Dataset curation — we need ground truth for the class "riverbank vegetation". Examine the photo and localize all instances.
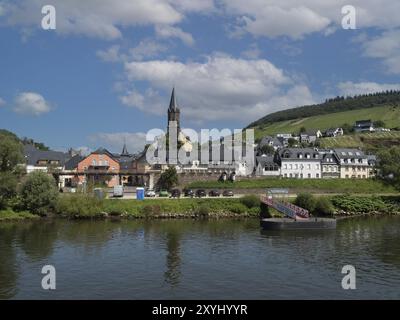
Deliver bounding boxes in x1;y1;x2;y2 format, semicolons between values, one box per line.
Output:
53;194;262;219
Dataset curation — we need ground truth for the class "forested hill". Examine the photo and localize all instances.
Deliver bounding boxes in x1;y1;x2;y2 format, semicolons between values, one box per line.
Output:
247;90;400;128
0;129;49;151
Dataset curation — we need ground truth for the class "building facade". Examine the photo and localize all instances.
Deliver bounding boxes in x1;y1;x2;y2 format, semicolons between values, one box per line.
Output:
334;148;374;179
279;148;321;179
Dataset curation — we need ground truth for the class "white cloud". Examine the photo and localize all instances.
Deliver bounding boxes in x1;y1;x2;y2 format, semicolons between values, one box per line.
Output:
13;92;52;116
221;0;400;39
2;0;183;40
155;25;194;46
361;29;400;74
130;39;168;61
96;45;121;62
241;43;261;59
338;81;400;96
89;132;147;153
120;54;315;123
0;97;5;106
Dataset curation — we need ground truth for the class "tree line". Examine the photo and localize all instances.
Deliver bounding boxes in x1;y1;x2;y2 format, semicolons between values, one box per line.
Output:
247;90;400;128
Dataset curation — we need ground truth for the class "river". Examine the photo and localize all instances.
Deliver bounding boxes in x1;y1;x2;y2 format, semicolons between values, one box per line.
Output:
0;216;399;299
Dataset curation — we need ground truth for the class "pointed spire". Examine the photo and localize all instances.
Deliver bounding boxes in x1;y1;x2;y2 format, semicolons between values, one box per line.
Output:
121;138;129;156
168;87;178;111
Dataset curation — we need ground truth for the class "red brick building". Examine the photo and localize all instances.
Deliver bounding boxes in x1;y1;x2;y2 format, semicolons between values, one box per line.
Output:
77;148;120;187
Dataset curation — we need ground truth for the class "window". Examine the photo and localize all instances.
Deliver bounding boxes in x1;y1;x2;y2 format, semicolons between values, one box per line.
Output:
307;164;311;169
307;173;311;178
345;174;349;178
316;173;319;178
92;159;96;165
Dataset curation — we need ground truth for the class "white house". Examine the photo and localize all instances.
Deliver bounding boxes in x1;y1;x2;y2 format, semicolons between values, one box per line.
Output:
278;148;322;178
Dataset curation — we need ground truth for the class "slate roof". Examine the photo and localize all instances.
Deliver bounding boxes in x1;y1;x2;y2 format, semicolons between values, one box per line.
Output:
64;154;84;170
23;144;69;166
279;148;321;160
333;148;366;159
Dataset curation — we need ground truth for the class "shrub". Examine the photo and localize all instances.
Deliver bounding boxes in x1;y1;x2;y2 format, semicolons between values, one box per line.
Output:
194;204;210;217
20;171;58;215
240;194;260;208
331;195;394;213
295;193;316;212
314;197;334;216
225;202;248;214
55;193;104;218
141;204;162;218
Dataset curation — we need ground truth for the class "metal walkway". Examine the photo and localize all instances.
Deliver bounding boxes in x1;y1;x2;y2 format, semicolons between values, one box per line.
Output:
260;195;309;219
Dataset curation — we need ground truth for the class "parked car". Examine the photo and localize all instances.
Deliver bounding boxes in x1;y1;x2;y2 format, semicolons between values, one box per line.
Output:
196;189;207;198
208;190;220;197
183;189;194;198
223;190;234;197
159;190;169;197
145;189;156;197
170;189;181;198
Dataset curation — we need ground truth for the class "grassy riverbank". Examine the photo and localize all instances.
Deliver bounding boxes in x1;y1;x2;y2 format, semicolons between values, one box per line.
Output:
55;195;261;219
186;178;396;194
1;193;399;221
0;209;39;221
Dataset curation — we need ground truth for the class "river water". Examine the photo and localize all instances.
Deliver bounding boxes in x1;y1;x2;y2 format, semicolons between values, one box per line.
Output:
0;216;399;299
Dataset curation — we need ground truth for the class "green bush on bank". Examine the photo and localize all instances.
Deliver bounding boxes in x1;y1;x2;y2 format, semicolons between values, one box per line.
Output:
240;194;261;208
314;197;335;216
55;193;105;218
331;194;399;214
20;171;59;216
0;209;38;221
294;193;317;212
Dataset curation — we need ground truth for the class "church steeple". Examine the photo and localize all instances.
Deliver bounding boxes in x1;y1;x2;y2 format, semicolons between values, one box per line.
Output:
168;87;179;111
121;139;129;156
167;87;180;131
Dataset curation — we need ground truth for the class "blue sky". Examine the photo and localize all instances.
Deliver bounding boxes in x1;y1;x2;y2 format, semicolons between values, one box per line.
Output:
0;0;399;153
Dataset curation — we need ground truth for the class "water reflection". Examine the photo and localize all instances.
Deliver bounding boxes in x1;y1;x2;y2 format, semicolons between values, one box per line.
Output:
0;216;400;299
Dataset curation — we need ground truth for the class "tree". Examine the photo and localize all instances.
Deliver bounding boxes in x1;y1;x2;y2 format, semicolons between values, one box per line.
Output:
341;123;353;134
287;138;297;147
0;133;24;209
314;197;334;216
0;134;23;172
0;172;18;209
259;144;274;155
377;146;400;190
20;171;59;215
374;120;386;128
299;126;307;133
158;166;178;191
294;193;316;212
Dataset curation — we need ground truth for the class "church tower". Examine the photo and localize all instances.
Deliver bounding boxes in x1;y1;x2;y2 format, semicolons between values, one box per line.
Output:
167;87;180;133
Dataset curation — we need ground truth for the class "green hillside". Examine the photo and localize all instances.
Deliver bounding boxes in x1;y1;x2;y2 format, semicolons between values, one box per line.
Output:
251;105;400;140
248;90;400;128
320;131;400;151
